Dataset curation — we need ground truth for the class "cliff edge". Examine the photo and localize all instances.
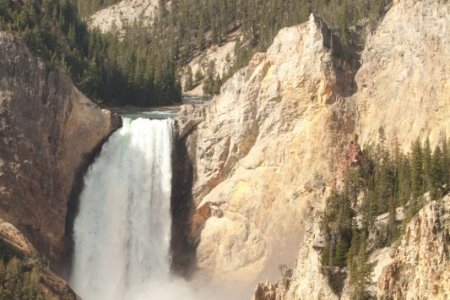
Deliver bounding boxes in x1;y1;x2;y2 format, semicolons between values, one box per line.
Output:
0;32;121;269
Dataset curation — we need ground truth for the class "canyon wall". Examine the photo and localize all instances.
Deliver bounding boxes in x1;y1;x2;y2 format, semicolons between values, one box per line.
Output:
89;0;159;36
175;0;449;297
378;197;450;299
255;195;450;300
0;218;77;299
355;0;450;150
182;39;237;97
0;32;121;268
285;0;449;298
176;14;356;288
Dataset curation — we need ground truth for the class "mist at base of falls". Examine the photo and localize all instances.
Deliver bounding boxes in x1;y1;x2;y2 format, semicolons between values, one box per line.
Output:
70;117;253;300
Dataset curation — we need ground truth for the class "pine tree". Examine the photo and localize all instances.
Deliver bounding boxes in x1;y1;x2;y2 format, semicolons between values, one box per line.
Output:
430;145;443;199
386;195;397;245
349;235;373;300
184;66;194;91
203;59;217;95
442;137;450;188
212;74;222;94
347;228;360;275
195;68;204;84
3;258;20;299
409;139;423;218
397;156;411;206
423;137;432;194
335;239;349;267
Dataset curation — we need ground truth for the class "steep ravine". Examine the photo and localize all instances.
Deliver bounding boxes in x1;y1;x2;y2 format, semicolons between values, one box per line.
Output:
174;0;449;297
0;31;121;278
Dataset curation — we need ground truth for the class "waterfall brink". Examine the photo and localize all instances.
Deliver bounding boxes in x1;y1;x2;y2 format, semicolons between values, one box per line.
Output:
71;118;174;300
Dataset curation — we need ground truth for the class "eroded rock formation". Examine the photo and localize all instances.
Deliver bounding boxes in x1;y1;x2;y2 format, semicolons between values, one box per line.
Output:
378;197;450;300
355;0;450;149
0;219;77;299
176;14;356;286
0;32;121;269
174;0;449;297
89;0;159;36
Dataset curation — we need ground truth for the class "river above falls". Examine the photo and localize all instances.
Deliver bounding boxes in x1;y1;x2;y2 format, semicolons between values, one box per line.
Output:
109;96;209;119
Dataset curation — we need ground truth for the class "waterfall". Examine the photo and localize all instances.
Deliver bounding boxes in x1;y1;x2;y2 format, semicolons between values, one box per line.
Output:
71;118;175;300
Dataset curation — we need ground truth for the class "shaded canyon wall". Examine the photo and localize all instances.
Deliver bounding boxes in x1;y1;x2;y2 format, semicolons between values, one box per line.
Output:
0;32;121;271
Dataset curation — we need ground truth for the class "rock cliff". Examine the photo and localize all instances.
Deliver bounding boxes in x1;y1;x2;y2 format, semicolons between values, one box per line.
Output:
176;14;355;287
182;39;237;97
355;0;450;150
88;0;159;36
0;32;121;269
378;197;450;300
255;195;450;300
266;0;449;298
259;0;449;298
0;219;77;299
175;0;449;297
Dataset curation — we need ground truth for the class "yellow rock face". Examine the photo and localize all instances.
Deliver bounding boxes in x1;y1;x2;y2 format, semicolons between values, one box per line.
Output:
354;0;450;150
177;0;449;297
178;15;350;287
378;197;450;300
88;0;159;36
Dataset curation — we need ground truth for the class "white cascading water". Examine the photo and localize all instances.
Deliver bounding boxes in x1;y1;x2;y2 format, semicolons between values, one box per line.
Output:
71;117;176;300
